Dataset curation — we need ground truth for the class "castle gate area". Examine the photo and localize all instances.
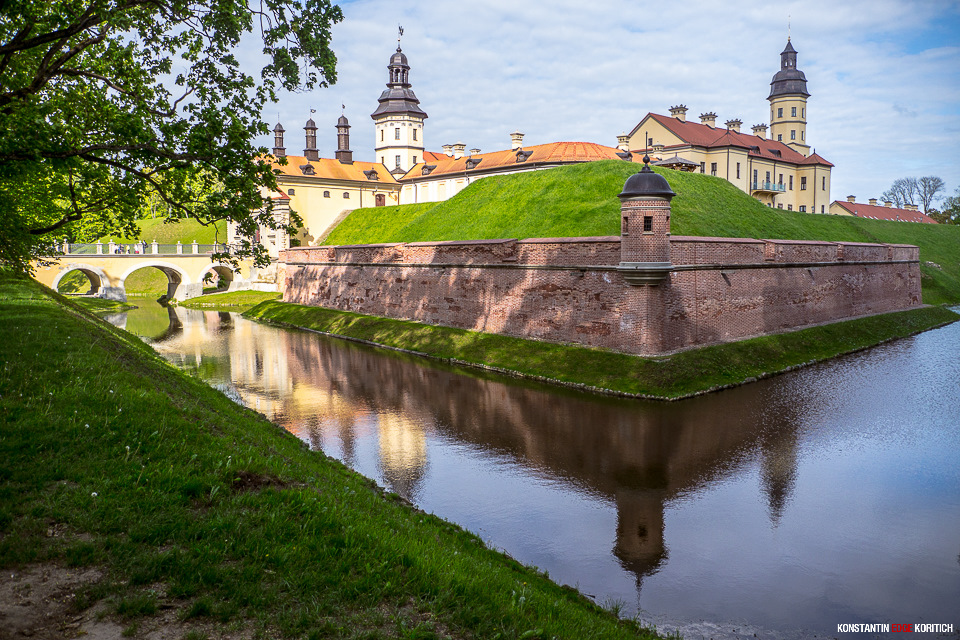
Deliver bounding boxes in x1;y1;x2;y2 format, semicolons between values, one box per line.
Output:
32;242;259;302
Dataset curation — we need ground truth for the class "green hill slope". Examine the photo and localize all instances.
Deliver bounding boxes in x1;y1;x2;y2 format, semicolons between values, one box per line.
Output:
100;217;228;244
322;160;960;304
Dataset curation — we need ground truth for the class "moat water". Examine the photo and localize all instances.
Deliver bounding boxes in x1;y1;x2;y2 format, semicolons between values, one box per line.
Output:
109;303;960;639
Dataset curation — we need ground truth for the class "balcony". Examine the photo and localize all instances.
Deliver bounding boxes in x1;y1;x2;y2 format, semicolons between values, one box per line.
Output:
751;181;786;195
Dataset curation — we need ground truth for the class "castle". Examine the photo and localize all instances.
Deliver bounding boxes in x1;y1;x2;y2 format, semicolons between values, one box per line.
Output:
238;37;839;256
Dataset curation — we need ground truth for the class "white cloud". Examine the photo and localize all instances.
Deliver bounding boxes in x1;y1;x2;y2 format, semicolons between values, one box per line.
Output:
258;0;960;204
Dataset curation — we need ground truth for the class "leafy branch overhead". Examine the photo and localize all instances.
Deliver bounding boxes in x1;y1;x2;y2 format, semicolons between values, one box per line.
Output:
0;0;343;271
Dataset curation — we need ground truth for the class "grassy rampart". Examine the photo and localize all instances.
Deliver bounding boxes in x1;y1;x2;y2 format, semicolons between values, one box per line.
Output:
322;160;960;304
0;272;668;639
245;300;958;400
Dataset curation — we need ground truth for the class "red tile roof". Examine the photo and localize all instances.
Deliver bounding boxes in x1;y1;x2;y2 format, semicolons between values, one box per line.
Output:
642;113;833;167
832;200;937;224
401;141;629;180
271;155;398;184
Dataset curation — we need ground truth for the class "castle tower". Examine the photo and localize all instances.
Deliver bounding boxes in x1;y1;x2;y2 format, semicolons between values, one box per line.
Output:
303;116;318;161
335;114;353;164
371;41;427;175
768;38;811;156
272;122;286;157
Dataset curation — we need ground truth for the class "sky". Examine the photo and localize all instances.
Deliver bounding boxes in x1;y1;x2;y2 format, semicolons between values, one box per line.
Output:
250;0;960;207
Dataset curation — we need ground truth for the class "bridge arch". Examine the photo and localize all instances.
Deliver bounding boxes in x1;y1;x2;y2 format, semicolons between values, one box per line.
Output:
52;264;111;296
119;261;196;301
198;263;237;292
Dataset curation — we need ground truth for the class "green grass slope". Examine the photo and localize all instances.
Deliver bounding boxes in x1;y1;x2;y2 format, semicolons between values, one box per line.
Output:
323;160;960;304
100;217;228;245
0;272;667;639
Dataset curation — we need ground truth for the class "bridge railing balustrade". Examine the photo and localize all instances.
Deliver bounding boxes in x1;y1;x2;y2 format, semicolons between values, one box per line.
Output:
53;242;232;256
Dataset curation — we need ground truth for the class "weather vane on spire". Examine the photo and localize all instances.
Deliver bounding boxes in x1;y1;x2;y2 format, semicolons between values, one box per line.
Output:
398;24;403;47
788;15;791;40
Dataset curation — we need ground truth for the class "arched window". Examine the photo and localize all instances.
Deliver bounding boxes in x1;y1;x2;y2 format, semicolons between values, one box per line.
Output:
343;192;350;199
323;191;330;198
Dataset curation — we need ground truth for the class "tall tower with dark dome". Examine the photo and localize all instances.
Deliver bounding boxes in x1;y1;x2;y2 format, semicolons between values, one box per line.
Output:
371;40;427;175
768;38;811;157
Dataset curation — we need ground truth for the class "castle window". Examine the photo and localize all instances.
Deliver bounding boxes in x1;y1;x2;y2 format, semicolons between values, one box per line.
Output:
799;205;807;212
395;128;400;140
800;177;807;190
791;130;796;140
821;205;825;213
700;162;705;174
395;155;401;168
802;108;805;118
736;162;740;179
381;130;384;142
778;108;783;118
343;192;350;199
778;134;783;142
648;137;654;148
822;177;826;190
753;169;758;184
788;204;793;211
779;173;783;187
801;131;804;141
413;155;417;165
643;216;653;232
323;190;330;198
789;176;794;190
710;162;717;176
287;188;295;195
413;129;417;141
792;107;797;117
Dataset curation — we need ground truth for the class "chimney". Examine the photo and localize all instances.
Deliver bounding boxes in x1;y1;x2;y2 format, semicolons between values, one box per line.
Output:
700;112;717;127
510;131;525;150
725;118;742;133
751;123;768;138
616;133;630;152
884;201;893;208
669;104;688;122
335;115;352;164
303;117;318;161
846;195;856;203
469;148;481;157
652;143;664;160
869;198;878;206
272;123;286;158
453;142;466;159
442;144;453;157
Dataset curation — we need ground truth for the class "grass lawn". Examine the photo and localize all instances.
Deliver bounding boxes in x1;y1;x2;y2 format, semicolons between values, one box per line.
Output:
0;272;668;639
246;300;958;400
323;160;960;305
178;290;281;311
99;217;228;245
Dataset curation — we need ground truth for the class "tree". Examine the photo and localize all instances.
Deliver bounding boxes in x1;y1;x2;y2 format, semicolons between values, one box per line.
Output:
0;0;343;273
881;177;918;208
916;176;945;213
930;186;960;225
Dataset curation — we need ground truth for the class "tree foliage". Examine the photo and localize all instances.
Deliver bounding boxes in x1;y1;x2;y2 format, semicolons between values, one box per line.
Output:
881;176;945;213
0;0;343;272
929;186;960;225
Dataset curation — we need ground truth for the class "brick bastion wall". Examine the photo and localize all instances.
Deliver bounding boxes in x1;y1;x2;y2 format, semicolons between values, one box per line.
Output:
278;234;922;356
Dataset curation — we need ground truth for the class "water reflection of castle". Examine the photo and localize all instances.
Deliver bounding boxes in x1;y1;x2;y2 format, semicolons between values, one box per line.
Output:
144;307;800;584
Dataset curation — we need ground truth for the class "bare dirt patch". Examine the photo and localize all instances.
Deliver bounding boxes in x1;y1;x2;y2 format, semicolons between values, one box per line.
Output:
0;563;252;640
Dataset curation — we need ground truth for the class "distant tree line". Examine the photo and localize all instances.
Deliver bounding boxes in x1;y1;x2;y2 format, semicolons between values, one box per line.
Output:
880;176;958;224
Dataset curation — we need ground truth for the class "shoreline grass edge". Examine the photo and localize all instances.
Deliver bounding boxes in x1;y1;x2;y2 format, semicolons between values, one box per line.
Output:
244;300;960;401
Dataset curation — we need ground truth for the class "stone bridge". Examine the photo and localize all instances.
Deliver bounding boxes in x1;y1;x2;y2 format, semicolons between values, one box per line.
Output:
32;241;262;302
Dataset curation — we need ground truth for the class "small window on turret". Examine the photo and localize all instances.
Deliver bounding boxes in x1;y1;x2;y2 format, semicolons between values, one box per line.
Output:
792;107;797;117
778;108;783;118
643;216;653;232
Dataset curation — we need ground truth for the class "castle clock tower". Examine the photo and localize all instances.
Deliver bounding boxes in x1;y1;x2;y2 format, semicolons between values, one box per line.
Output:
768;38;811;157
371;35;427;175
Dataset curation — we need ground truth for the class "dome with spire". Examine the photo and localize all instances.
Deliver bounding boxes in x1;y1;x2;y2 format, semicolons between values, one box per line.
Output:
768;38;810;99
371;45;427;120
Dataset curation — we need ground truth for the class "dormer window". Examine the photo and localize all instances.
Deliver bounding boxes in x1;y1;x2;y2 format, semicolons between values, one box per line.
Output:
516;150;533;162
465;158;482;170
299;164;315;175
363;169;380;181
421;164;436;176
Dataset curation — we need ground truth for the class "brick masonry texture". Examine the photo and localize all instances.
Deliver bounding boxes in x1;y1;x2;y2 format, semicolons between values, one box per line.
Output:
280;235;922;356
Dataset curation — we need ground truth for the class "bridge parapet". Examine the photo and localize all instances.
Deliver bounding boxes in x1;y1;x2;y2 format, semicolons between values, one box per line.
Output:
55;241;233;256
